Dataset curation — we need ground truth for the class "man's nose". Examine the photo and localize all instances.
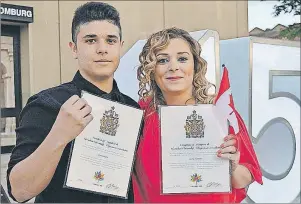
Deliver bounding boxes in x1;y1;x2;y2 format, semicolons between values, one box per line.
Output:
96;40;108;54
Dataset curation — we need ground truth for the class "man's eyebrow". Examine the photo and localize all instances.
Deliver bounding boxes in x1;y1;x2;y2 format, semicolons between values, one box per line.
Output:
107;35;119;39
82;34;97;39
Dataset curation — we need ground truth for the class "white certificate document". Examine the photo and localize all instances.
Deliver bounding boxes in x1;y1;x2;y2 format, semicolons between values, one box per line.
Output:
159;105;231;194
64;91;143;198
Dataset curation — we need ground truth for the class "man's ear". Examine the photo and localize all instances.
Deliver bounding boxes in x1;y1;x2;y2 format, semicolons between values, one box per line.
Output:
120;40;124;48
69;41;78;59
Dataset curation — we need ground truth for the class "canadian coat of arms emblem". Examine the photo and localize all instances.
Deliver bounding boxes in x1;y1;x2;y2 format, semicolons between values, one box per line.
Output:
99;106;119;136
184;110;205;138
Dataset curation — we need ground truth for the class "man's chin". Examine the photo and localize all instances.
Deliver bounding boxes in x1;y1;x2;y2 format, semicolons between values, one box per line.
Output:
94;74;113;81
93;70;115;79
79;69;116;82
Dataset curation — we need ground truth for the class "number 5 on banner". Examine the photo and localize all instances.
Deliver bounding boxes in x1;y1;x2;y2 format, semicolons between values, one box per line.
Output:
247;42;300;203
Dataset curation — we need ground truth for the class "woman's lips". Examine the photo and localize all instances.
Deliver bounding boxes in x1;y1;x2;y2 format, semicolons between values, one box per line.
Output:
166;76;183;81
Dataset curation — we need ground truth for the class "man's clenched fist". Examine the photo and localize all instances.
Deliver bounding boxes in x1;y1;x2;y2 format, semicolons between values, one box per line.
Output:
50;95;93;145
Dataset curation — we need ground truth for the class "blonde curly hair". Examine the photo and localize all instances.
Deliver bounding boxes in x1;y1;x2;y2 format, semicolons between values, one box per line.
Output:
137;27;216;111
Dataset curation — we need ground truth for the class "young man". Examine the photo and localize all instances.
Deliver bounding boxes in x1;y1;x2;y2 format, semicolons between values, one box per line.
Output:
6;2;139;203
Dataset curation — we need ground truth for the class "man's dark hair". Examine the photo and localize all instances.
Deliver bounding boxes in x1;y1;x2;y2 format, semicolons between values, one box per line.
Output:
71;2;122;43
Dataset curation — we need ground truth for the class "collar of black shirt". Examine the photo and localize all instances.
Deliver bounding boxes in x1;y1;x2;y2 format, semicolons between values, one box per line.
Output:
72;71;122;101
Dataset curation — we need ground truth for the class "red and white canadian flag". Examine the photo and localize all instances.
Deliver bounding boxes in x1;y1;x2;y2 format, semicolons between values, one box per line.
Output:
214;65;263;186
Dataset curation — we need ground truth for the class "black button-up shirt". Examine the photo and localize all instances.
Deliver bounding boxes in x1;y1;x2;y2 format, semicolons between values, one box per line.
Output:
7;71;140;203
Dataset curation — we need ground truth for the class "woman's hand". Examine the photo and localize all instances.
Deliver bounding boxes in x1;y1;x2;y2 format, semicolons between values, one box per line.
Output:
217;134;240;172
217;134;254;188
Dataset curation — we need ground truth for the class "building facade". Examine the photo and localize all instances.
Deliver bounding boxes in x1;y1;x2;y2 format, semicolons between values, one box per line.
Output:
1;0;249;149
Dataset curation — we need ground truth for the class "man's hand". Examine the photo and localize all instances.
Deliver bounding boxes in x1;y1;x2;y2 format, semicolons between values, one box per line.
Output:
50;95;93;145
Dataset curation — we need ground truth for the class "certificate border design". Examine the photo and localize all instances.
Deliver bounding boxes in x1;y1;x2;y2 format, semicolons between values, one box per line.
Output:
62;90;144;200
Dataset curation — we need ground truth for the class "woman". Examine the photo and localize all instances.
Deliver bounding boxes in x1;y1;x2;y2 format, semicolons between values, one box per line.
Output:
132;27;262;203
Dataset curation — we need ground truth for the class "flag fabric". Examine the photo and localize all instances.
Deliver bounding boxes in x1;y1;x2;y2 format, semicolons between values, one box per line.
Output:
214;65;263;186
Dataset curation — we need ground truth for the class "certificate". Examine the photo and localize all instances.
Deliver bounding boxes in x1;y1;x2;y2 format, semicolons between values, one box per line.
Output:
159;105;231;194
64;91;144;198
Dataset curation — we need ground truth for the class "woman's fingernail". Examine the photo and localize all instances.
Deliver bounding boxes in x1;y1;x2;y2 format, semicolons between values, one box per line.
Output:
220;144;224;148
